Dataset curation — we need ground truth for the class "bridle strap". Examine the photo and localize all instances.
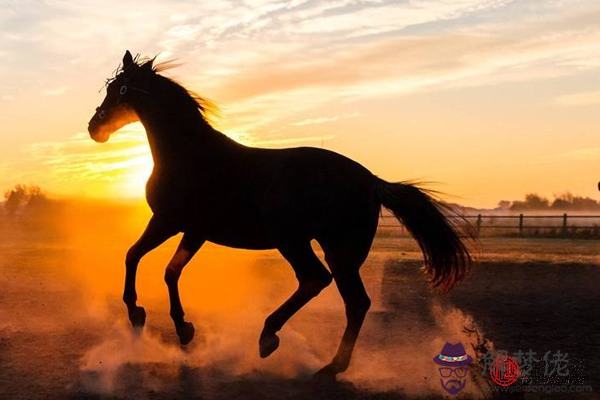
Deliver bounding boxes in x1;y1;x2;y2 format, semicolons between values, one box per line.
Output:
96;84;149;119
120;84;150;95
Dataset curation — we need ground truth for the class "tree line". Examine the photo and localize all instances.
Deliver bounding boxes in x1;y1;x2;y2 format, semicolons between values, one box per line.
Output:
497;193;600;211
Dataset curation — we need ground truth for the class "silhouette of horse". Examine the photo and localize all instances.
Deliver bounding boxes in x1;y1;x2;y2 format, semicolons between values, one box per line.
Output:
88;51;473;379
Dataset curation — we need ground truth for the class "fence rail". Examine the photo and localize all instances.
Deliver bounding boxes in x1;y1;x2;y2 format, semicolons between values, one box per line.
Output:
378;214;600;236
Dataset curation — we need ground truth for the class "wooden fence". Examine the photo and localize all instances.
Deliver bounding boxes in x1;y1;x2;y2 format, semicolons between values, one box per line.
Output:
378;214;600;236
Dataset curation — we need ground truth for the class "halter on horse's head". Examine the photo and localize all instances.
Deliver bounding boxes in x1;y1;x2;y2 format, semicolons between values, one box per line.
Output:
88;51;152;142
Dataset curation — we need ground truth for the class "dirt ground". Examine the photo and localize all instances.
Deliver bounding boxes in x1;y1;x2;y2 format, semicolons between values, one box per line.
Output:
0;222;598;399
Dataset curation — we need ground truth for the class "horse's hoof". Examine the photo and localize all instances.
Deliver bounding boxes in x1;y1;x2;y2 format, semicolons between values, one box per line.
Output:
259;333;279;358
128;306;146;328
177;322;195;345
313;365;339;382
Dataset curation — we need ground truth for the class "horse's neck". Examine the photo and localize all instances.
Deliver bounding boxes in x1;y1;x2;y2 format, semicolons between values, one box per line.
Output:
136;103;233;168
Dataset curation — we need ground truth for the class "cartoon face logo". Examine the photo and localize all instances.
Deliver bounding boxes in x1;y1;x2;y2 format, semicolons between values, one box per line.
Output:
433;342;474;395
438;366;469;395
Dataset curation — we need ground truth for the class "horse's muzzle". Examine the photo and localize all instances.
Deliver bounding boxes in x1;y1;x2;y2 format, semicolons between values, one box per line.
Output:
88;119;109;143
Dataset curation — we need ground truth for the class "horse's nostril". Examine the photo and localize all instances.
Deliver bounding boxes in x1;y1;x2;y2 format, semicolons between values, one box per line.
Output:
88;119;98;134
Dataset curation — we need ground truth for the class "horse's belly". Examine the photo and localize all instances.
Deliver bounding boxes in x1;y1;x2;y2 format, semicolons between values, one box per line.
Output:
205;230;274;250
188;209;275;250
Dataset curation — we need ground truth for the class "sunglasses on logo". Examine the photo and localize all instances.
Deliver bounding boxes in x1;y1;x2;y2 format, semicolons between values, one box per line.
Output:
439;367;469;378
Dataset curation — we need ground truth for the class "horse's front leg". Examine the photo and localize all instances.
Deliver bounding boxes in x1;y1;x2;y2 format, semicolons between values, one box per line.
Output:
124;215;178;328
164;233;204;345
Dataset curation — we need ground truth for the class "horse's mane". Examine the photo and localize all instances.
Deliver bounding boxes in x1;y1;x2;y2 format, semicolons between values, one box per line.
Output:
105;54;219;125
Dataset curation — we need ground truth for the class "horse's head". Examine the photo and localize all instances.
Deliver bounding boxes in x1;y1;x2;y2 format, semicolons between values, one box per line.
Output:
88;50;153;143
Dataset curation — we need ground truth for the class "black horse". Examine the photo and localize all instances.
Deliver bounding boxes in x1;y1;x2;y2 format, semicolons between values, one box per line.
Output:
88;51;472;379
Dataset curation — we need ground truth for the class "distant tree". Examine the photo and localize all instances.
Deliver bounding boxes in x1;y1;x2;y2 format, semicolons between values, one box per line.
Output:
505;192;600;211
551;192;600;210
3;185;48;215
4;184;28;215
571;196;600;210
510;193;550;211
26;185;49;210
525;194;550;209
551;192;573;210
497;200;511;210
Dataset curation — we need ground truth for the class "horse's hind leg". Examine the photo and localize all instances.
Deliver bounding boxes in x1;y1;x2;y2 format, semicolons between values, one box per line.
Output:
164;233;204;345
315;241;372;379
124;216;177;328
259;240;332;358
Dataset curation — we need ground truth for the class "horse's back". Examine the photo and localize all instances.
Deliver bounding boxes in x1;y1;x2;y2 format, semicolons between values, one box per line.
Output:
263;146;379;243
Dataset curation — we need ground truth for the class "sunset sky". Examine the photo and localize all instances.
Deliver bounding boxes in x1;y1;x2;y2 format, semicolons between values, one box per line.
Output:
1;0;599;208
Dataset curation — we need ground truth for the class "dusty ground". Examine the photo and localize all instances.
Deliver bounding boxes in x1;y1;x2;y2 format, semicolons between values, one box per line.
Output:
0;217;598;399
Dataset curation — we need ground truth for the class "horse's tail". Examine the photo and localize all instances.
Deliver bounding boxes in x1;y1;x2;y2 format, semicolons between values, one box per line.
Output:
375;178;473;292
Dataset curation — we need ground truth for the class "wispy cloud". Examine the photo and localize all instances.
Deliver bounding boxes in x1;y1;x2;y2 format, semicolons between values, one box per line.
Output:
553;90;600;107
253;134;336;146
285;0;515;36
554;147;600;162
4;0;600;111
42;86;69;96
531;146;600;165
290;113;361;127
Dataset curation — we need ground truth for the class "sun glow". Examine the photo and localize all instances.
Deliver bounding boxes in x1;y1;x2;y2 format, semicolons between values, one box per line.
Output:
106;123;154;198
12;122;155;199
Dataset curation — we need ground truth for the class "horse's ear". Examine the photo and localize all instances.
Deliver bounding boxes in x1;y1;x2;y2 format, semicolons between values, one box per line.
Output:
123;50;134;69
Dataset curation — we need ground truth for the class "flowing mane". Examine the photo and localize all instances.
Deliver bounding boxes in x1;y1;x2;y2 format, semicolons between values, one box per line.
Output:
105;53;218;126
157;74;219;126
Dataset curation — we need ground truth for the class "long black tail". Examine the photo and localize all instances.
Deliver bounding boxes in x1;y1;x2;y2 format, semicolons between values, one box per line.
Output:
375;178;473;292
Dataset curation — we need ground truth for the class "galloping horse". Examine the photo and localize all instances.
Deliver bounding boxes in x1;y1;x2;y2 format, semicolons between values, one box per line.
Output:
88;51;472;379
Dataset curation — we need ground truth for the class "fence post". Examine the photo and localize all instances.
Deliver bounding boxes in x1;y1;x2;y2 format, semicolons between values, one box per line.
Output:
519;214;524;236
562;213;568;235
476;214;482;236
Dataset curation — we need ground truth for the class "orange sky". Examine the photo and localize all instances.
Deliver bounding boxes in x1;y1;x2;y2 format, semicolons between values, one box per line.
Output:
1;0;599;208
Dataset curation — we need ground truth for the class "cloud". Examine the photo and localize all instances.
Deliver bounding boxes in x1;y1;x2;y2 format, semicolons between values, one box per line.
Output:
253;134;336;146
205;7;600;139
210;17;600;104
290;113;361;127
3;0;600;112
555;147;600;162
553;90;600;107
43;86;68;96
531;146;600;165
286;0;515;36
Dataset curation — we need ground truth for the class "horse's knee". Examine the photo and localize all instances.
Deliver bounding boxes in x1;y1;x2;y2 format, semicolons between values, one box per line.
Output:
300;271;332;297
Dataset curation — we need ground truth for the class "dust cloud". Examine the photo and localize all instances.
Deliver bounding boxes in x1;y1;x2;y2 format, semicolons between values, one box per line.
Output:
1;198;500;399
